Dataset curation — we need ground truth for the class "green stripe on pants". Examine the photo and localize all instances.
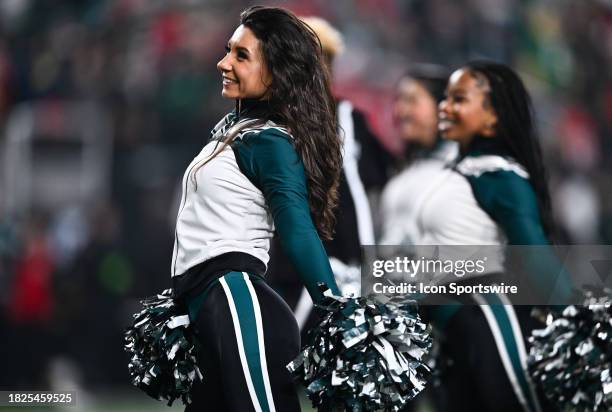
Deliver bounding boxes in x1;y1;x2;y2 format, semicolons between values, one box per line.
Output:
222;272;272;412
480;293;540;412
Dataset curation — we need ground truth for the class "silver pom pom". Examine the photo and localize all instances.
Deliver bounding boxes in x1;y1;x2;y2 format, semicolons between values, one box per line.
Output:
124;289;202;406
528;290;612;411
288;286;431;411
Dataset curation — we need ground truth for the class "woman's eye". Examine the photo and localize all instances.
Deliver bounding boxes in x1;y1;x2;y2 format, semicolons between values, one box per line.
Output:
237;52;247;60
224;45;231;53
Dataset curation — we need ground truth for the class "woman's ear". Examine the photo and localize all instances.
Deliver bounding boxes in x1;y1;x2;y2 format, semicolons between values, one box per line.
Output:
482;108;498;137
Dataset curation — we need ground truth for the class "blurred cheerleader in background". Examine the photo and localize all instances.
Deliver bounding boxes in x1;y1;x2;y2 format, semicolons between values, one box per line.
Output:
379;64;454;247
382;61;572;411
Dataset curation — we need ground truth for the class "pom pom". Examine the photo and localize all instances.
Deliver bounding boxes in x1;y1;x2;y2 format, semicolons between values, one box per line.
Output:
124;289;202;406
528;289;612;411
287;286;431;411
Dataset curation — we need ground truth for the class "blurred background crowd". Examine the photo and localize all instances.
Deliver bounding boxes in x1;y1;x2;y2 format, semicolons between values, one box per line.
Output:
0;0;610;408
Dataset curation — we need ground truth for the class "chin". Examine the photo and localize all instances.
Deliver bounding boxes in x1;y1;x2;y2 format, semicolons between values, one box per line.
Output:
400;134;421;144
221;90;236;99
440;131;457;141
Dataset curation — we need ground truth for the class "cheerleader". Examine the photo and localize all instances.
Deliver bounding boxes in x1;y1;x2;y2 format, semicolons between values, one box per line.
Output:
170;7;342;411
384;61;572;411
380;64;454;247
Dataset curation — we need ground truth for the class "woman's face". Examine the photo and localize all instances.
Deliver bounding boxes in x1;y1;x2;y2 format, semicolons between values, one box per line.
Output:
392;78;439;146
217;25;272;100
438;69;498;148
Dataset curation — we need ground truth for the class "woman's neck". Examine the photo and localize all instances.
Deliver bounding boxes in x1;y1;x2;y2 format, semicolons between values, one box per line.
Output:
235;98;270;120
461;134;511;157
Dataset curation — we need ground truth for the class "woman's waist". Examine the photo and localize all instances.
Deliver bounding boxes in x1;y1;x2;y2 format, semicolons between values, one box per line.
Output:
172;239;271;278
172;252;266;302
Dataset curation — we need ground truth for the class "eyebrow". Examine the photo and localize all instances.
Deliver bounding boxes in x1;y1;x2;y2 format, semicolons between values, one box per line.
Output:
227;41;251;56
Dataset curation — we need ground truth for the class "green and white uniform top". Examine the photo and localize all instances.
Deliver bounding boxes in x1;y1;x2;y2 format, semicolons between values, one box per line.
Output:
381;136;554;279
171;105;339;301
380;140;458;246
383;136;550;247
385;135;570;298
454;137;554;247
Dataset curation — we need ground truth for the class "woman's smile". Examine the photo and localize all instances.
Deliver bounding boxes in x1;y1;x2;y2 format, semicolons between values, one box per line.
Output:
217;25;270;99
222;75;239;86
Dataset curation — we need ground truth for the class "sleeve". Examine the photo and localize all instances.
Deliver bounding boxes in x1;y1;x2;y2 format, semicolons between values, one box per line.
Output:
234;129;341;302
468;171;548;245
467;171;572;303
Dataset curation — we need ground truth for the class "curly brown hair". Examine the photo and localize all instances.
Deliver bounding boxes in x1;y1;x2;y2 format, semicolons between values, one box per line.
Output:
238;6;342;240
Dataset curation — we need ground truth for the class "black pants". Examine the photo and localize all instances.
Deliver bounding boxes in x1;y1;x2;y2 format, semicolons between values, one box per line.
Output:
427;294;554;412
185;271;301;412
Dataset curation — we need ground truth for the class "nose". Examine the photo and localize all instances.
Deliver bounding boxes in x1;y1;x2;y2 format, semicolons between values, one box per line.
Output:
217;53;231;73
438;99;449;116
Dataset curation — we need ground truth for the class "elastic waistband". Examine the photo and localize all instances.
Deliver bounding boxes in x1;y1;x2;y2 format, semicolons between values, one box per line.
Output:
187;271;265;322
172;252;266;302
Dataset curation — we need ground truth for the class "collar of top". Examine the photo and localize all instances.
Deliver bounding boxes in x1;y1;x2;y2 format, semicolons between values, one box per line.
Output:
209;98;271;142
461;135;512;158
406;135;448;161
235;98;269;120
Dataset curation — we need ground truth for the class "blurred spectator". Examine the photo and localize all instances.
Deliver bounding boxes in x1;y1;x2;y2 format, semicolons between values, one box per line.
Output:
5;212;55;389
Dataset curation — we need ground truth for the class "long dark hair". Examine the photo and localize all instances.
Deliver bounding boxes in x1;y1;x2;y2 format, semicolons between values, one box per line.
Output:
464;61;555;239
400;63;449;104
398;64;449;160
239;6;341;240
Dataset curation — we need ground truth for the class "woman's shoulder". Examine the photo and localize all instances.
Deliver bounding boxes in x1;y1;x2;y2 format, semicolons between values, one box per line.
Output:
230;120;304;184
210;112;292;144
456;154;538;217
232;120;300;164
455;154;529;180
235;120;292;143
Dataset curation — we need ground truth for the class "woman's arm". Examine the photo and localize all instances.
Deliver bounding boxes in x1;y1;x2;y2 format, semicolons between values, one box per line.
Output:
467;170;572;303
234;128;341;302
